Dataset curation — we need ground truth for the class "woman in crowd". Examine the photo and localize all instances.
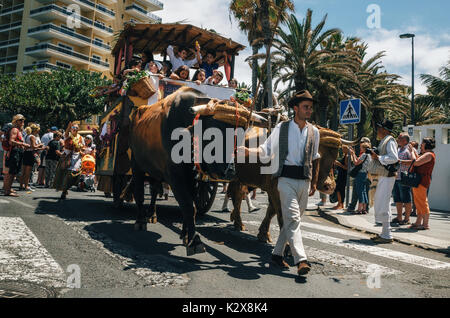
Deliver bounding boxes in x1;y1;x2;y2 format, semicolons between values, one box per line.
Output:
20;123;44;191
147;60;164;105
192;68;206;85
332;145;349;210
53;122;85;200
409;138;436;230
228;78;238;88
348;142;372;214
3;115;29;197
141;50;154;72
83;135;96;157
170;65;190;81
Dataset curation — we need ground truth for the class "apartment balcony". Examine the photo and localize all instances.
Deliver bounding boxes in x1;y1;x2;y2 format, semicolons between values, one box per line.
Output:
0;38;19;49
25;43;110;71
0;3;24;16
0;55;17;65
100;0;118;4
23;62;63;72
0;20;22;33
37;0;116;21
28;24;111;54
125;4;162;23
30;4;114;37
134;0;164;11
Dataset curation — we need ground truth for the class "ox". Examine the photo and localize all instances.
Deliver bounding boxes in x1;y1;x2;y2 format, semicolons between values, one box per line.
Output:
226;125;359;243
128;87;266;256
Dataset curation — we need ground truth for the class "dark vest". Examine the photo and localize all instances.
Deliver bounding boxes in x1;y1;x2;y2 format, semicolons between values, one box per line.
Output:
273;120;316;180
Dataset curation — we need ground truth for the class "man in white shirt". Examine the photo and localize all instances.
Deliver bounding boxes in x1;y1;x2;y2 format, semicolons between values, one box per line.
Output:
368;119;399;243
38;126;58;186
238;90;320;276
166;45;202;72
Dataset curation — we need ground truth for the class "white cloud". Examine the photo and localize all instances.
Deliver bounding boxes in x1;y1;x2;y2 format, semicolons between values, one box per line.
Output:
356;28;450;94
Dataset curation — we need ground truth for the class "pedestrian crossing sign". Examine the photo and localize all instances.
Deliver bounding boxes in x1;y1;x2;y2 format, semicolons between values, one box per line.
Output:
340;99;361;124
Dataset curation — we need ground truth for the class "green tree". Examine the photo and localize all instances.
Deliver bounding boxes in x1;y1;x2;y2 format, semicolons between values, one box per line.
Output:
0;69;111;130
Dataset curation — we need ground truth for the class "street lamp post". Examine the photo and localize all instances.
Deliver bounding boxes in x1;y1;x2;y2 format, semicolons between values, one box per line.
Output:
400;33;415;125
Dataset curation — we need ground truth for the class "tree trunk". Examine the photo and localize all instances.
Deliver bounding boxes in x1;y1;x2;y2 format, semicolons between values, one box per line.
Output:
357;106;366;139
251;45;258;102
319;91;328;127
260;0;273;109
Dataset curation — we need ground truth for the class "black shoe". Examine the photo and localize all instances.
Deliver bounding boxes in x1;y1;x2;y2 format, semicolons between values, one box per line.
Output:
271;255;290;270
297;260;311;276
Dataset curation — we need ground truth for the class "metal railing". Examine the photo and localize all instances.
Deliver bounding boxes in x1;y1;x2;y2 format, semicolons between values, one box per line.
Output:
30;5;113;34
125;4;162;23
28;24;111;50
0;38;19;47
0;20;21;32
25;43;110;68
0;55;17;64
0;3;24;15
137;0;164;9
23;62;61;72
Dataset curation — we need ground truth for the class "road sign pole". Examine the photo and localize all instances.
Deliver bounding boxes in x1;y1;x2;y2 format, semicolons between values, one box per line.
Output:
345;124;353;208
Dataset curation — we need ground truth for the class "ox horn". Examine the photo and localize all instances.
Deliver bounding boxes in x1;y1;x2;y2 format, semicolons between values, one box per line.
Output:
340;137;361;146
190;104;209;114
250;113;267;123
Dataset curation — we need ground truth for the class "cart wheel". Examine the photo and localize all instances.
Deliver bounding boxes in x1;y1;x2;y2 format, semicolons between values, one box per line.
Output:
194;179;218;217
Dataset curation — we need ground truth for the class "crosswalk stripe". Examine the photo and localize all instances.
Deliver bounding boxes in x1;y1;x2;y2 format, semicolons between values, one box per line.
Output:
302;231;450;270
244;220;450;270
305;246;402;276
0;217;65;287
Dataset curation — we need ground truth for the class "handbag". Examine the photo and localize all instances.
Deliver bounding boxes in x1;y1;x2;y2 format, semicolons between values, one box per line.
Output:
400;160;422;188
349;155;367;178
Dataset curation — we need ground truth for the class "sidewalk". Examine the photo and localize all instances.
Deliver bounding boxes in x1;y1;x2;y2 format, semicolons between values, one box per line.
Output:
307;193;450;254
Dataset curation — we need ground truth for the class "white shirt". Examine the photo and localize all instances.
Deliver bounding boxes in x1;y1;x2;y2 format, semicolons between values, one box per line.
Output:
41;132;54;146
378;135;399;166
259;120;321;166
166;45;201;72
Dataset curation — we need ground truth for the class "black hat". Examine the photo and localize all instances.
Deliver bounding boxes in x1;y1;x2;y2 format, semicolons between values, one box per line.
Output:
376;119;394;132
287;90;314;108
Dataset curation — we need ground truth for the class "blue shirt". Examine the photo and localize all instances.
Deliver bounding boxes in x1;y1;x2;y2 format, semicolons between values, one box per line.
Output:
200;62;219;78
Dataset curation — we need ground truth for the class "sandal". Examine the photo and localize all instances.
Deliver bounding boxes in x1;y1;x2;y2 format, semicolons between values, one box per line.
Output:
399;219;410;225
409;224;420;229
5;192;19;197
417;225;430;230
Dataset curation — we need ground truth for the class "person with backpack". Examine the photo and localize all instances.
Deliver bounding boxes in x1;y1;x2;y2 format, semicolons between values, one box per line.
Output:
3;114;29;197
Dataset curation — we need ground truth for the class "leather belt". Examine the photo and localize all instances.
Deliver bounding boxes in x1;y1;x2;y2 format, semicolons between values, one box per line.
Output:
280;165;308;180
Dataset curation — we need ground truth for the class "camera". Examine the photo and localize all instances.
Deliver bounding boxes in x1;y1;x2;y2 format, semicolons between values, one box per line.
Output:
365;148;379;155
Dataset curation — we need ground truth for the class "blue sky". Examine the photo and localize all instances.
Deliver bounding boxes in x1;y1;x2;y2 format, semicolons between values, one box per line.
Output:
159;0;450;94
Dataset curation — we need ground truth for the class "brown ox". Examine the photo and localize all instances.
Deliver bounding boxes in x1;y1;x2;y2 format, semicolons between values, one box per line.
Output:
226;126;358;243
128;87;266;255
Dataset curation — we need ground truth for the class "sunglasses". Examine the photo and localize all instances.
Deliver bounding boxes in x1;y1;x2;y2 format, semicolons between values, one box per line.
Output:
72;126;79;130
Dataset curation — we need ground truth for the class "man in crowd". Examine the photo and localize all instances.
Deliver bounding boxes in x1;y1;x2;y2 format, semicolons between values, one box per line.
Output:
238;90;320;277
391;132;413;225
368;119;399;243
37;126;58;186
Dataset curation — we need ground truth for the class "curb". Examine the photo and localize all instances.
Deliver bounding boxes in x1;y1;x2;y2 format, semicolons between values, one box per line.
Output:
317;207;450;255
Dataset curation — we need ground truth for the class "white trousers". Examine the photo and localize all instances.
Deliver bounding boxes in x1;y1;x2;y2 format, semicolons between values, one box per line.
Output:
374;176;396;239
273;177;309;264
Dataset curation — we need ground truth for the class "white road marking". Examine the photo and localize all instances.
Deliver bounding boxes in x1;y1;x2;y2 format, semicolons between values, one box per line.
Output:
0;199;11;204
244;220;450;270
0;217;65;287
305;246;401;276
302;231;450;270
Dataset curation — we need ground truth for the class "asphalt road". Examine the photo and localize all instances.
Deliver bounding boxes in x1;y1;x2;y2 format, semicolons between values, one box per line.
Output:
0;182;449;298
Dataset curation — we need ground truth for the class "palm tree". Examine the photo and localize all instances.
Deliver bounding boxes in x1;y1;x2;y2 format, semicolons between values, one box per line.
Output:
272;11;359;126
415;60;450;123
229;0;293;110
229;0;264;100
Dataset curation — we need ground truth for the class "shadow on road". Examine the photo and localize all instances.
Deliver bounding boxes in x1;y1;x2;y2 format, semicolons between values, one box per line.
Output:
35;194;301;282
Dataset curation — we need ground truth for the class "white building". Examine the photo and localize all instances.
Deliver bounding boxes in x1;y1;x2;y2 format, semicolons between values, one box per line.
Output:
404;124;450;212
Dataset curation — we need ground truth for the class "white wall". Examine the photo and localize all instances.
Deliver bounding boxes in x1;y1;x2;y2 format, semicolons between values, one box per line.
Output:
404;124;450;212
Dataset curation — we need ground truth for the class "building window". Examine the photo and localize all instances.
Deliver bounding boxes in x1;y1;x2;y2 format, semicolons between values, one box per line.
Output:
443;128;450;145
427;129;436;139
58;43;73;51
94;37;103;44
92;55;101;61
61;24;74;31
56;61;72;69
